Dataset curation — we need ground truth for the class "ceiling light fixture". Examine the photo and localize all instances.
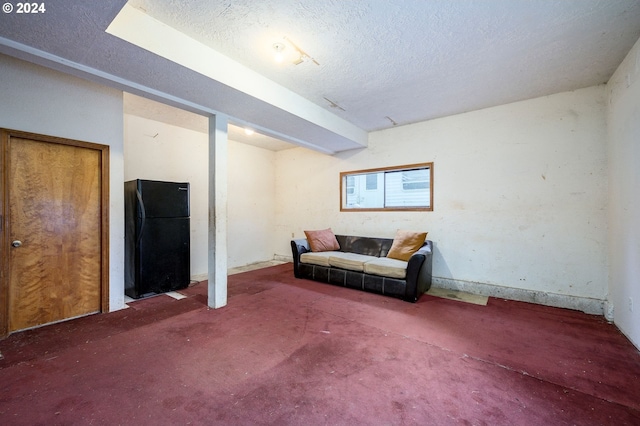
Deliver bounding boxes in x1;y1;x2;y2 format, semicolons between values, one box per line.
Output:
271;36;320;66
272;42;286;63
244;127;255;136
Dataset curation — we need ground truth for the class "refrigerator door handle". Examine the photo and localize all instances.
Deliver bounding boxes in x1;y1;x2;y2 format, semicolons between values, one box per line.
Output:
136;189;146;246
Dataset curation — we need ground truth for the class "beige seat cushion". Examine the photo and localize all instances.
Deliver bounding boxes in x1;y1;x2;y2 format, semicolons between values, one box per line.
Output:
363;257;408;279
300;251;341;267
328;252;377;272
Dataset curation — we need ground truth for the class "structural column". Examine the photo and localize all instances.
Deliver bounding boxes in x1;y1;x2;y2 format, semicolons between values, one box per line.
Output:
208;114;228;308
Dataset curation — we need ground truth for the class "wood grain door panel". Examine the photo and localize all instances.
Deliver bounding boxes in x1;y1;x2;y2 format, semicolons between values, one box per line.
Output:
1;130;109;335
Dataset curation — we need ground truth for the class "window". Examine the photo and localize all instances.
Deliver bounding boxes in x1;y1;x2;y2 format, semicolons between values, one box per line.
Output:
366;173;378;190
346;175;355;195
340;163;433;211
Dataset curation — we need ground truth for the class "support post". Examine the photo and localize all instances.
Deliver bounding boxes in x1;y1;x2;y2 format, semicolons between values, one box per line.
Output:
208;114;228;308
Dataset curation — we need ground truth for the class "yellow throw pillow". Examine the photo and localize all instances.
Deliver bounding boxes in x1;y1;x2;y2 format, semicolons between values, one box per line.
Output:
386;230;427;261
304;228;340;252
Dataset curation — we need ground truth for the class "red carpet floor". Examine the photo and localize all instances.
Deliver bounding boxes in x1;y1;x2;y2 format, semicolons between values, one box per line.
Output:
1;263;639;425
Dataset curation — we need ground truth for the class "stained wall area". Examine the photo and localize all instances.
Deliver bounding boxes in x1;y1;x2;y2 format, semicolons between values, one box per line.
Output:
275;86;609;314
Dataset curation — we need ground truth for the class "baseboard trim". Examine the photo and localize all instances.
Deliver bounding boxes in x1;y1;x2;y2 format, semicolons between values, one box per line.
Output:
274;254;293;263
191;273;208;282
432;277;605;316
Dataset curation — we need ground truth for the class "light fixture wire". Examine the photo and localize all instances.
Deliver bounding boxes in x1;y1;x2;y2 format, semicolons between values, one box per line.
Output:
283;36;319;66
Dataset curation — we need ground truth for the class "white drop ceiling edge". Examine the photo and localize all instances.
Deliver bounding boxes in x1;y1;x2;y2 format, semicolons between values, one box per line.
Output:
124;92;296;152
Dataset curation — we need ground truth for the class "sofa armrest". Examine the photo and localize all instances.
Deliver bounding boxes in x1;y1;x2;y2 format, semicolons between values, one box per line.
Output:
404;240;433;302
291;238;310;278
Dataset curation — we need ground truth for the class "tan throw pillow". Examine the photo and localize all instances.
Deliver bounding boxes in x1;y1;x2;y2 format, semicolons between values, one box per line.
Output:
304;228;340;252
386;230;427;261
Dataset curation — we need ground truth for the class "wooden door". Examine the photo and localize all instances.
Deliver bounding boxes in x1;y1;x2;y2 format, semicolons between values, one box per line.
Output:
0;129;110;335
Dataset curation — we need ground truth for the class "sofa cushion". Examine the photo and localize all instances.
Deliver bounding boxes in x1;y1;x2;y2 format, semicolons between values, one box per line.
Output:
300;251;340;267
363;257;408;279
328;252;377;272
386;230;428;261
304;228;340;252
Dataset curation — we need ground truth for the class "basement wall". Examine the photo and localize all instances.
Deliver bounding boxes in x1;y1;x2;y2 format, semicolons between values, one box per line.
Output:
275;85;609;314
0;54;126;312
0;53;617;325
226;139;277;269
124;113;277;274
606;35;640;350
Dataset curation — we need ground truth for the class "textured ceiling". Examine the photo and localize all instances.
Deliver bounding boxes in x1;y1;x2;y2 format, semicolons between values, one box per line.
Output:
129;0;640;131
1;1;640;152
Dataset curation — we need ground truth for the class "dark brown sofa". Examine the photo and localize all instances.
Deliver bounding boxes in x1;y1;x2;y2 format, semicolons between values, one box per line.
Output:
291;234;432;302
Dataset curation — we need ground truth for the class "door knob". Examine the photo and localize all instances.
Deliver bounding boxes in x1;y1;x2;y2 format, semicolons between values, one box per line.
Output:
11;240;22;248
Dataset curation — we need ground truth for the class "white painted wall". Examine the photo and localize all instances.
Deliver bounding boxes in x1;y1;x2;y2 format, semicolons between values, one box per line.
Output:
606;35;640;349
0;54;126;311
124;113;277;274
227;139;277;268
275;86;609;312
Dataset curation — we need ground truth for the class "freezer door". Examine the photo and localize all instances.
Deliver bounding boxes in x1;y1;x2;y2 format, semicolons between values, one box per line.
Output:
137;217;190;295
138;180;189;218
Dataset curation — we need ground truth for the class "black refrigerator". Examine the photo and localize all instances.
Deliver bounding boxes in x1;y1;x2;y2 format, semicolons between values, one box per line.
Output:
124;179;190;299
